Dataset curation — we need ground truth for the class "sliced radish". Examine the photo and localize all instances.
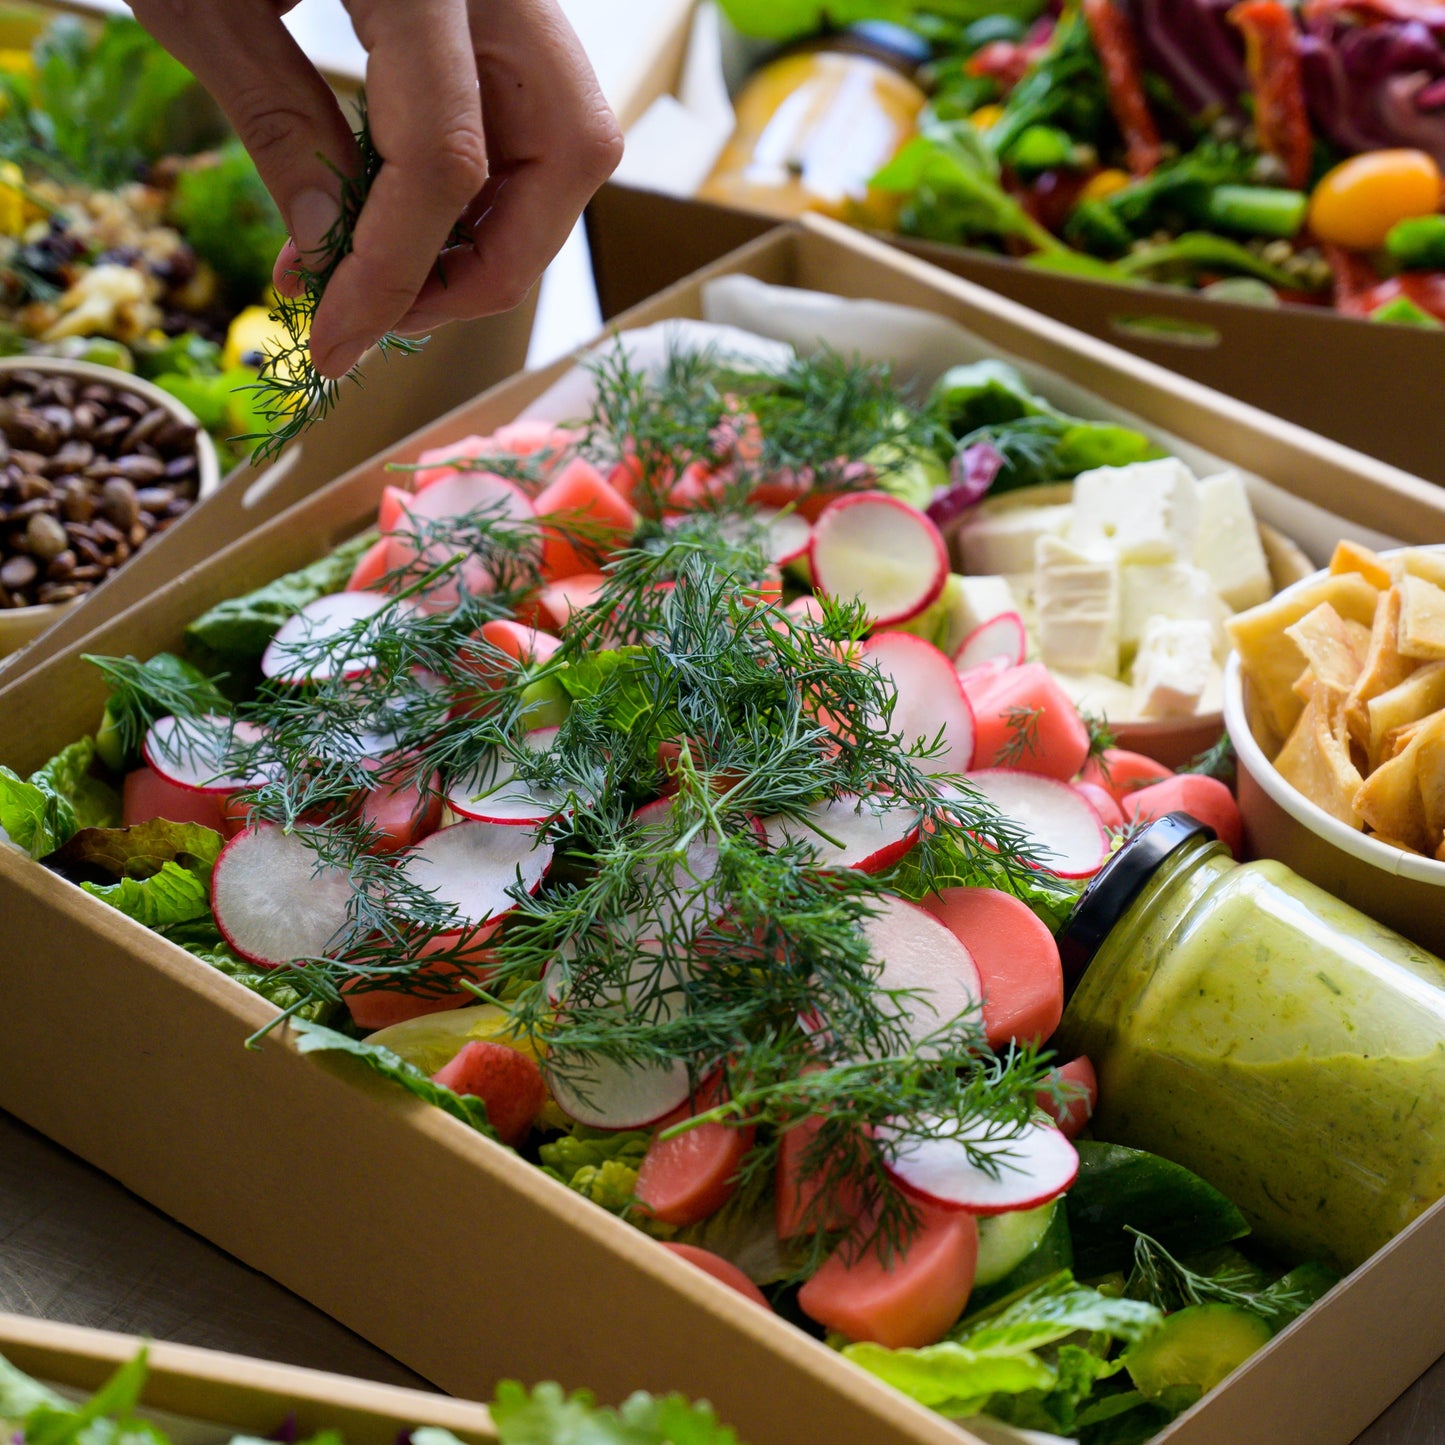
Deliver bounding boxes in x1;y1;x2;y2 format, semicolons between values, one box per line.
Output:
957;654;1013;695
547;1052;692;1131
399;820;553;932
809;491;947;627
716;507;812;567
953;770;1108;879
762;794;919;872
954;611;1027;671
878;1113;1078;1215
628;795;726;938
143;715;269;795
861;632;976;777
860;895;983;1059
446;728;571;825
212;822;354;967
261;593;412;684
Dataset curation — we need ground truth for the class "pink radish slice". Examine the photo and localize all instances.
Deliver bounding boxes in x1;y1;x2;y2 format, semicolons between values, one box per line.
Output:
261;593;411;684
859;895;983;1059
878;1113;1078;1215
212;822;354;968
861;631;976;777
399;820;553;932
762;794;919;872
718;507;811;567
446;728;571;825
957;654;1013;695
955;770;1108;878
143;715;269;794
809;492;948;627
954;611;1027;671
547;1051;692;1131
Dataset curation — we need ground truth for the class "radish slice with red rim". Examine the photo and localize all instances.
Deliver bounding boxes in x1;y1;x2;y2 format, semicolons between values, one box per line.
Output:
762;794;919;872
878;1113;1079;1215
716;507;811;567
262;593;415;684
447;728;573;825
547;1051;692;1131
861;631;976;778
399;820;553;932
144;715;270;795
809;491;947;627
954;611;1027;671
951;770;1108;878
212;822;354;967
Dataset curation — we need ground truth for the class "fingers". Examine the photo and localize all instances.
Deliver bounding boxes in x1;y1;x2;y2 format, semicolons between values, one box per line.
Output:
131;0;357;274
310;0;487;378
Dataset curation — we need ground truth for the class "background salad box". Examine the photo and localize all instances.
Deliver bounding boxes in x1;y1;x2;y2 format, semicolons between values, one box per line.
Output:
586;1;1445;484
4;219;1445;1445
0;1312;497;1445
0;0;539;677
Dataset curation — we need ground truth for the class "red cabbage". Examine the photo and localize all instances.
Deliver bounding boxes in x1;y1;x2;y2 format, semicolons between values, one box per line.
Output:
927;442;1006;525
1128;0;1248;113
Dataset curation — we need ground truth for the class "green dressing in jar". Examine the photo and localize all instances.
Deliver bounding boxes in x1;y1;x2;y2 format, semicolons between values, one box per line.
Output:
1056;816;1445;1273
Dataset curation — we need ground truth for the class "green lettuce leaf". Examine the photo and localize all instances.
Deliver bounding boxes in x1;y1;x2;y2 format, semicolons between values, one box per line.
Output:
184;531;379;661
0;738;119;858
33;738;122;830
490;1381;740;1445
22;1348;149;1445
81;862;211;930
539;1124;651;1211
0;1353;66;1423
955;1273;1162;1353
555;646;679;738
55;819;224;882
842;1340;1055;1412
291;1019;497;1140
930;359;1057;437
161;917;333;1022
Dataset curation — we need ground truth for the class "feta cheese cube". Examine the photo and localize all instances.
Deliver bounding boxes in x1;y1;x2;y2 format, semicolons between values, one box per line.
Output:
954;575;1020;636
1067;458;1200;564
1052;669;1137;720
1194;470;1271;611
1120;562;1230;655
1036;534;1120;678
959;502;1071;576
1131;618;1216;718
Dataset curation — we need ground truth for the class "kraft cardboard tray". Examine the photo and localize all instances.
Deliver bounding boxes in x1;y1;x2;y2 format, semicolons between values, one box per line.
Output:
0;0;539;678
5;218;1445;1445
0;1312;496;1445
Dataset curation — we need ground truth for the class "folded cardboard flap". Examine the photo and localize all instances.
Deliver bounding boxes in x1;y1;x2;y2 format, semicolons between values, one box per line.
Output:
4;222;1445;1445
0;1313;496;1445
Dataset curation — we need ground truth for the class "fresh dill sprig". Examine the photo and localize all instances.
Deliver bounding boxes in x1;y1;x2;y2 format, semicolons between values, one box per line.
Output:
1081;709;1117;767
83;653;230;761
998;704;1043;768
1126;1230;1312;1330
1182;733;1236;785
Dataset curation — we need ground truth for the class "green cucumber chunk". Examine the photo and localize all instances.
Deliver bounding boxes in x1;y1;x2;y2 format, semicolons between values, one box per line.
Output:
971;1199;1074;1311
1124;1303;1271;1399
1068;1141;1249;1277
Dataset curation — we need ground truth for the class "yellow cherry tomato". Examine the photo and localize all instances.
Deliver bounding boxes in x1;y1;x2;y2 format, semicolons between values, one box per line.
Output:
1081;167;1131;203
969;103;1006;131
1308;149;1443;251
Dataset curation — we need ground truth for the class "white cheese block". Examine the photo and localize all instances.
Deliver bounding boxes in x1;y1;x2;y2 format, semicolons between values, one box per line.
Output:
1052;669;1137;720
1035;534;1120;678
1119;562;1230;655
1194;470;1272;611
959;503;1072;576
1131;618;1216;718
954;575;1020;635
1067;458;1200;565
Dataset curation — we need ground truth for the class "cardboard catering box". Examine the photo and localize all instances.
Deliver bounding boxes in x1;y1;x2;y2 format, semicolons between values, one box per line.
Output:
4;219;1445;1445
0;1312;496;1445
586;4;1445;485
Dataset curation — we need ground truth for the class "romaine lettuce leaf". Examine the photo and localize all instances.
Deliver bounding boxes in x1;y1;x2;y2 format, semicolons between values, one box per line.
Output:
0;738;119;858
291;1019;497;1140
0;1353;65;1422
842;1340;1054;1412
161;917;332;1022
539;1124;650;1211
184;531;378;661
56;819;224;882
930;360;1058;437
489;1381;740;1445
81;862;211;929
33;738;122;830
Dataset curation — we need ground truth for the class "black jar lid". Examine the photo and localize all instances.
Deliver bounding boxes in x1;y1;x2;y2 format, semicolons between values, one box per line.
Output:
1056;813;1217;983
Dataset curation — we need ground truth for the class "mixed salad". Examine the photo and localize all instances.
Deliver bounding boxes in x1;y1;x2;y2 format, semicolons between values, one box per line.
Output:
0;11;289;464
0;1345;742;1445
718;0;1445;323
0;333;1336;1443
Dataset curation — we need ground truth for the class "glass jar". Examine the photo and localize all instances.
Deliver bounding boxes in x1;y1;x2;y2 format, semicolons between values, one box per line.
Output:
1055;815;1445;1274
698;25;928;229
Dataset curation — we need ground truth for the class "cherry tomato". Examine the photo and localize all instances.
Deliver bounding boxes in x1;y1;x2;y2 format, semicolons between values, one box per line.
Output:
1308;149;1443;251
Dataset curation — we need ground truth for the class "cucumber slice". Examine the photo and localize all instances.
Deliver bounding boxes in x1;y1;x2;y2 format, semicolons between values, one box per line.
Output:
970;1199;1074;1312
1069;1141;1249;1277
1124;1303;1272;1399
975;1201;1058;1287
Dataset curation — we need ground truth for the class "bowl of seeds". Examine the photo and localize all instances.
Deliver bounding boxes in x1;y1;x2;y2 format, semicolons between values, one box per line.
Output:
0;356;220;658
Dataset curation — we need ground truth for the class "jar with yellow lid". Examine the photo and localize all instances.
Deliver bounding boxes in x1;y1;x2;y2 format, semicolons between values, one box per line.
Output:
1055;814;1445;1274
698;24;928;229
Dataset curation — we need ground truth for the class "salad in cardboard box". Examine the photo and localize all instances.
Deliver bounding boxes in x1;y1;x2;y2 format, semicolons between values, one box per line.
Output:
7;293;1441;1445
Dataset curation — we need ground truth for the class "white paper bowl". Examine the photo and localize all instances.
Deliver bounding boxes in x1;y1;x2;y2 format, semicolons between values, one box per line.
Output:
1222;567;1445;954
0;357;221;659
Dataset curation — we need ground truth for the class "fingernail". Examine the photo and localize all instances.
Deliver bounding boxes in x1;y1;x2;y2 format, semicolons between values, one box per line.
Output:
290;187;341;263
315;333;371;381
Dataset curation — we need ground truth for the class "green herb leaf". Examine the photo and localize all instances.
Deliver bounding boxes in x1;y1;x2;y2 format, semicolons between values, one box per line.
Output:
489;1381;741;1445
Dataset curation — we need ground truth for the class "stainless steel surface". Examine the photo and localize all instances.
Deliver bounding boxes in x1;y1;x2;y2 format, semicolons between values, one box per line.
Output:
0;1105;1440;1438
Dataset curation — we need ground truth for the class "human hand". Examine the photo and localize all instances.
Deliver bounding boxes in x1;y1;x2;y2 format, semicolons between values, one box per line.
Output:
130;0;623;379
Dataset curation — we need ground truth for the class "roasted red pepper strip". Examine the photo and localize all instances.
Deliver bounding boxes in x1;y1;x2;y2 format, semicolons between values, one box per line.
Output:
1230;0;1314;190
1081;0;1162;177
1322;242;1387;316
